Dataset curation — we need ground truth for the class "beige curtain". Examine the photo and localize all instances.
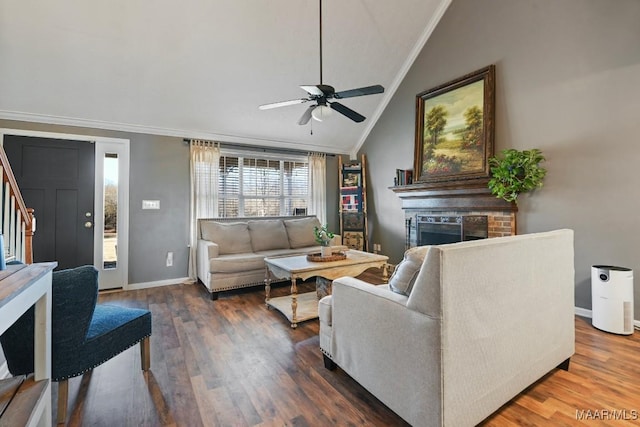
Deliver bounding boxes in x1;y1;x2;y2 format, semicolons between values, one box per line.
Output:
188;139;220;281
308;152;327;225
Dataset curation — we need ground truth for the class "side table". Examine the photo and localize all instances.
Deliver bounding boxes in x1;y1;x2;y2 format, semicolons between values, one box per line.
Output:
0;262;57;427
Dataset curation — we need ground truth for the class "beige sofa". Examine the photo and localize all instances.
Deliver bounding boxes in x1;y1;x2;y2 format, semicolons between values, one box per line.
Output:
319;229;575;427
197;216;339;300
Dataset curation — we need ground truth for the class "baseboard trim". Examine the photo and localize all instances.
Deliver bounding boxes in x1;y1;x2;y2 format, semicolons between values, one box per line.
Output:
574;307;593;318
127;277;192;291
575;306;640;329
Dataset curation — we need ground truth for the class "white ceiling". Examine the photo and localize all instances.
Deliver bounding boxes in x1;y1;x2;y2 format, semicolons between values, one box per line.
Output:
0;0;450;155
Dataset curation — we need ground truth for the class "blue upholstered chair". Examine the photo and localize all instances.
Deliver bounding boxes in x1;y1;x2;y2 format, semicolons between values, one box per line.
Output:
0;265;152;424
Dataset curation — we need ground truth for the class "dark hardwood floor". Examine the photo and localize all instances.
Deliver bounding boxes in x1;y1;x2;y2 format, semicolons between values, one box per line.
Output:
55;270;640;426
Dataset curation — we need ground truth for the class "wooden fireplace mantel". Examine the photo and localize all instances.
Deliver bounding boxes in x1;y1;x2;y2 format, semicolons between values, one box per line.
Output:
390;181;517;212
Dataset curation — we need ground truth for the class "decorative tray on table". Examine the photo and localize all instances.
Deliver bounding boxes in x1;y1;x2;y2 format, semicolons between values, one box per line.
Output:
306;252;347;262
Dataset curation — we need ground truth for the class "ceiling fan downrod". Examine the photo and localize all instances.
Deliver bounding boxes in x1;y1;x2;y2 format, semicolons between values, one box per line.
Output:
319;0;323;85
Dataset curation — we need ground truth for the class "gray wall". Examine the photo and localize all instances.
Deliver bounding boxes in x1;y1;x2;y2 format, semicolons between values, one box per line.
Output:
359;0;640;317
129;134;190;283
0;119;339;285
0;119;191;285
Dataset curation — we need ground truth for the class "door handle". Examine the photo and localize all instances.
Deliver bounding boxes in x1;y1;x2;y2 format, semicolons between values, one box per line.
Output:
84;221;93;229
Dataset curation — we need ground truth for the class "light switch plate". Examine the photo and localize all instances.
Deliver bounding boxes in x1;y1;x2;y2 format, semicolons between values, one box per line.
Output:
142;200;160;210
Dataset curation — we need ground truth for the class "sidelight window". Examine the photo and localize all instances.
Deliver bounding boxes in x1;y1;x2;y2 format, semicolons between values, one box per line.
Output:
103;153;118;269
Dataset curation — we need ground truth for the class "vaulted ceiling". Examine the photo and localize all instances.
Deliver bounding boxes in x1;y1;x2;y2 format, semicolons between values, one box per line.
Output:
0;0;450;155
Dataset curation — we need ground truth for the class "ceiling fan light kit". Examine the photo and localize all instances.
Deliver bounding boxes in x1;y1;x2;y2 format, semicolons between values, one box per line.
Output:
258;0;384;126
311;104;332;122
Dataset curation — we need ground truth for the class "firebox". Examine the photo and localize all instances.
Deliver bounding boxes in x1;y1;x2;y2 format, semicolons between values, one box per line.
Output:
417;215;488;246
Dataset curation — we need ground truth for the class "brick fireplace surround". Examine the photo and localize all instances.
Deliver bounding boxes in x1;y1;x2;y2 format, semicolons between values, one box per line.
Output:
391;184;517;249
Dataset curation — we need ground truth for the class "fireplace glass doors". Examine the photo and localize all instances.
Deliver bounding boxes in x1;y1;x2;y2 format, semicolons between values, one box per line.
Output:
417;215;488;246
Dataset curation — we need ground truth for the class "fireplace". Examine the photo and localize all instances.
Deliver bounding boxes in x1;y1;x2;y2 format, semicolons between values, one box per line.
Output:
391;183;517;249
417;215;488;246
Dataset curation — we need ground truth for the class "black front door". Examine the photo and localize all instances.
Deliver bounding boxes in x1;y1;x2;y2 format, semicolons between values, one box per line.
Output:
4;135;95;269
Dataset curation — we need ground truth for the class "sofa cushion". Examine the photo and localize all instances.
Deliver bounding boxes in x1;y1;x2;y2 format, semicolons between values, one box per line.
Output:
200;221;252;255
284;217;321;249
209;253;266;273
248;220;290;252
388;246;431;296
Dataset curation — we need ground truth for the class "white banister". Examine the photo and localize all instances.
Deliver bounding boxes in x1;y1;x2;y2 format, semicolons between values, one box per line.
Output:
9;195;16;258
3;182;9;238
0;145;34;264
17;218;24;263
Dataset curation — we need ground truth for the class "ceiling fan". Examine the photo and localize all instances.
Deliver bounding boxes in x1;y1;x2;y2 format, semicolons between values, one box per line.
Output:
258;0;384;125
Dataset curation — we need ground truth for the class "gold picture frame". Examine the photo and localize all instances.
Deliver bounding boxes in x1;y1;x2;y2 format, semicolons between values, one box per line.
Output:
414;65;495;185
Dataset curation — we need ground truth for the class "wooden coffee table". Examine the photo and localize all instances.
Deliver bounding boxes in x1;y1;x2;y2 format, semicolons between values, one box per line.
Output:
264;250;388;328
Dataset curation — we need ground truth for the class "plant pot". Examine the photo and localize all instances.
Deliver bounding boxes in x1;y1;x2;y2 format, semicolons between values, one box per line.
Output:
320;246;332;257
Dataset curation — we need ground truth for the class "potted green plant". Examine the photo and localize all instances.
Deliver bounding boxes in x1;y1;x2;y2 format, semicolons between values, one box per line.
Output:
488;148;546;203
314;225;335;257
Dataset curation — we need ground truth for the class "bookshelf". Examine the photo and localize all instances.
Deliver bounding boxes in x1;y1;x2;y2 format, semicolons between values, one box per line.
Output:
339;154;368;251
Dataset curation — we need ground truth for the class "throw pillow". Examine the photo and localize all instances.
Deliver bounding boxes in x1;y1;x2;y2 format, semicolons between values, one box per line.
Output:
388;246;431;296
248;220;290;251
284;217;321;249
200;221;252;255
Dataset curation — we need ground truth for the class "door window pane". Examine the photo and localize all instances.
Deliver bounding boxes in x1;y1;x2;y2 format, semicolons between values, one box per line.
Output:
103;153;118;269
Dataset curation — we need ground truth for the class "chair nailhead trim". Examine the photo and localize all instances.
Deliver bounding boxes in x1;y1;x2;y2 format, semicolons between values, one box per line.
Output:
54;334;151;381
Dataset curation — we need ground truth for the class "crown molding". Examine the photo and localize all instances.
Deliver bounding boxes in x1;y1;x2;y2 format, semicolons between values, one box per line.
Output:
0;110;351;155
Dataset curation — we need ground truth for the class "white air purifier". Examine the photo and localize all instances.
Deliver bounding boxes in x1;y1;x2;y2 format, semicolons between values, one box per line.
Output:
591;265;634;335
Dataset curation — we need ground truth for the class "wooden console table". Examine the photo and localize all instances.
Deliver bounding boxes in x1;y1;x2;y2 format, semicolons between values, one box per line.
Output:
0;262;56;427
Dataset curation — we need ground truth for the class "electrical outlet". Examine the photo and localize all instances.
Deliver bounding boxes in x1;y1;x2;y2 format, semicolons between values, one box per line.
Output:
166;252;173;267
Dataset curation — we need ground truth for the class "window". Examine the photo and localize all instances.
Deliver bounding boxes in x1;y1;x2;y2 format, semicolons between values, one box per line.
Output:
103;153;118;269
218;152;309;217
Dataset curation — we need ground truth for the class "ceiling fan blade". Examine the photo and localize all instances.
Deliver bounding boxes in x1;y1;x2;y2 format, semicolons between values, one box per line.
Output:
258;99;308;110
334;84;384;99
329;102;366;123
297;105;316;125
300;85;324;96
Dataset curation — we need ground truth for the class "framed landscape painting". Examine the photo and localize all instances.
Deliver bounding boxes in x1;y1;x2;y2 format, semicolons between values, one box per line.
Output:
413;65;495;185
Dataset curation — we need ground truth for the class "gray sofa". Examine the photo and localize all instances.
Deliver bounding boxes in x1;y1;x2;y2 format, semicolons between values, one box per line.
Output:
319;229;575;427
196;216;339;300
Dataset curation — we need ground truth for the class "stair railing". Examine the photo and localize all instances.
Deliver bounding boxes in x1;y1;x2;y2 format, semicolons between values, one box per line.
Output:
0;145;35;264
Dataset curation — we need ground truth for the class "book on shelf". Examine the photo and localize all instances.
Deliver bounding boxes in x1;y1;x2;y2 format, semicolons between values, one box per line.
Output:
343;163;362;171
394;169;413;186
340;186;361;194
343;231;364;250
342;171;361;187
341;193;361;212
342;212;365;230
